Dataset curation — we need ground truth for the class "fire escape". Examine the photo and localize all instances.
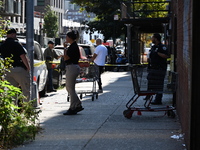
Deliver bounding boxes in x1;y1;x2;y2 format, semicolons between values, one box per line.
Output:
120;1;171;64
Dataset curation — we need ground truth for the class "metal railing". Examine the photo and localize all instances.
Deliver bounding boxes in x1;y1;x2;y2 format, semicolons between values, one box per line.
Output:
121;1;171;20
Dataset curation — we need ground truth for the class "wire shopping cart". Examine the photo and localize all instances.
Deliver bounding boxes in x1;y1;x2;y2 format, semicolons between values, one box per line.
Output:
67;61;99;101
123;64;178;119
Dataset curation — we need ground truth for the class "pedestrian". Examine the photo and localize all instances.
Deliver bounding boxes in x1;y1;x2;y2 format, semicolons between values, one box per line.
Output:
90;38;108;93
44;41;62;92
63;30;84;115
146;33;169;105
0;28;31;103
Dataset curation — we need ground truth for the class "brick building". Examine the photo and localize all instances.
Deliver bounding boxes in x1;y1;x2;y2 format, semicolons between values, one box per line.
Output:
121;0;200;149
171;0;200;149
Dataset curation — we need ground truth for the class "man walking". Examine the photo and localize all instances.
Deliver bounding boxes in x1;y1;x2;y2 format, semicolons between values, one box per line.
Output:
91;38;108;93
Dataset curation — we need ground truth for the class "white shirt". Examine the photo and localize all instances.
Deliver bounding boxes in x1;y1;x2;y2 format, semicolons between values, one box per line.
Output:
94;44;108;66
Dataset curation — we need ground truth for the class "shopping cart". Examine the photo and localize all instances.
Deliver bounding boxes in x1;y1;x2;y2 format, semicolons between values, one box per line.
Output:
123;64;178;119
67;61;99;101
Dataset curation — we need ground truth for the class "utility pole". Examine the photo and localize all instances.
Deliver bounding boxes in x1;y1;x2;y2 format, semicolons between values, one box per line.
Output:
26;0;36;102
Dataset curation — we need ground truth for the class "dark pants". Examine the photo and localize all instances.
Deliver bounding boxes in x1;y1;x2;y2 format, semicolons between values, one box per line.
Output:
97;65;104;90
147;68;166;102
47;68;54;90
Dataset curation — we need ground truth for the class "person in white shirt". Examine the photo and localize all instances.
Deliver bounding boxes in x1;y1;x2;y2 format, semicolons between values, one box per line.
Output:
91;38;108;93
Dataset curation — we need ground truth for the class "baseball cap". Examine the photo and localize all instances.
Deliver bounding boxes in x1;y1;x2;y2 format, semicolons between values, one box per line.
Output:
48;41;54;44
7;28;17;34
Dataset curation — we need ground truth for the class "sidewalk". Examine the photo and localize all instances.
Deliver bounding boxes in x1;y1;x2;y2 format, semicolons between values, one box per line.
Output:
13;71;185;150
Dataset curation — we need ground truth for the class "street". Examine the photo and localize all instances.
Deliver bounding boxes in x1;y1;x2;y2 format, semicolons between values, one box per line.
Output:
13;71;185;150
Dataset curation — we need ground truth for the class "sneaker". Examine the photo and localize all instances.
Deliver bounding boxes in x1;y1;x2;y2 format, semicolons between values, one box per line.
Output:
75;106;84;112
63;109;77;115
98;89;103;93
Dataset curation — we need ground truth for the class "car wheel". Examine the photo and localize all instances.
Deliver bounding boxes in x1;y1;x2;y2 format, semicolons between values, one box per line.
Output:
39;82;47;97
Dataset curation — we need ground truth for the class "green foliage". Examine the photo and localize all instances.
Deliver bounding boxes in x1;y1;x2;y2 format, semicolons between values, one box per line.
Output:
0;55;41;149
0;2;41;148
72;0;125;41
43;5;59;38
129;0;169;18
0;18;10;37
71;0;169;41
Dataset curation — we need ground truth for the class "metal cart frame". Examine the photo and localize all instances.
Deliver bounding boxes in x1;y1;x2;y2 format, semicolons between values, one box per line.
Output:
123;65;178;119
67;62;99;101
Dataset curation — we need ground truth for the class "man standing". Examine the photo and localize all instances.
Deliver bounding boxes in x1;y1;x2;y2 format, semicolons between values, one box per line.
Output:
147;33;168;105
91;38;108;93
0;28;31;102
44;41;62;92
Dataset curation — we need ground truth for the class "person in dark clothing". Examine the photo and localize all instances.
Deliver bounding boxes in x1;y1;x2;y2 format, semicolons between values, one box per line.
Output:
147;33;169;105
63;30;84;115
0;28;31;103
44;41;62;92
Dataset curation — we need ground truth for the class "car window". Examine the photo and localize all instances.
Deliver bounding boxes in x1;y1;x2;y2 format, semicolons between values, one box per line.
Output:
82;47;90;55
78;47;87;59
89;46;95;55
80;47;86;57
34;43;43;60
54;46;64;50
53;49;63;61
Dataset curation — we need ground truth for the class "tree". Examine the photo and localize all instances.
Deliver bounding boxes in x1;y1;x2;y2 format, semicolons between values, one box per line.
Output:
71;0;169;41
43;5;58;38
71;0;126;41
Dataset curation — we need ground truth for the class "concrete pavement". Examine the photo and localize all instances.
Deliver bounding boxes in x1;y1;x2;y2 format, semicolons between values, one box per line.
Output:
13;71;186;150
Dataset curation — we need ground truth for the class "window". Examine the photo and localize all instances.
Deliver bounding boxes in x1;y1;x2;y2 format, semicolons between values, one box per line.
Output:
34;43;43;60
37;0;44;6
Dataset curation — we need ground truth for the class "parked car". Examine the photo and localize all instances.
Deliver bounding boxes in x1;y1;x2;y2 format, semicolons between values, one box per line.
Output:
51;45;88;89
0;37;48;98
105;46;117;64
51;48;66;89
115;45;125;54
54;45;87;59
78;44;95;58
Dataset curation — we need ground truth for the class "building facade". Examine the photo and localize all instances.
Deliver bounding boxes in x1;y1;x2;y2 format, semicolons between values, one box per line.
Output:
65;0;95;23
171;0;200;149
0;0;26;33
34;0;65;35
